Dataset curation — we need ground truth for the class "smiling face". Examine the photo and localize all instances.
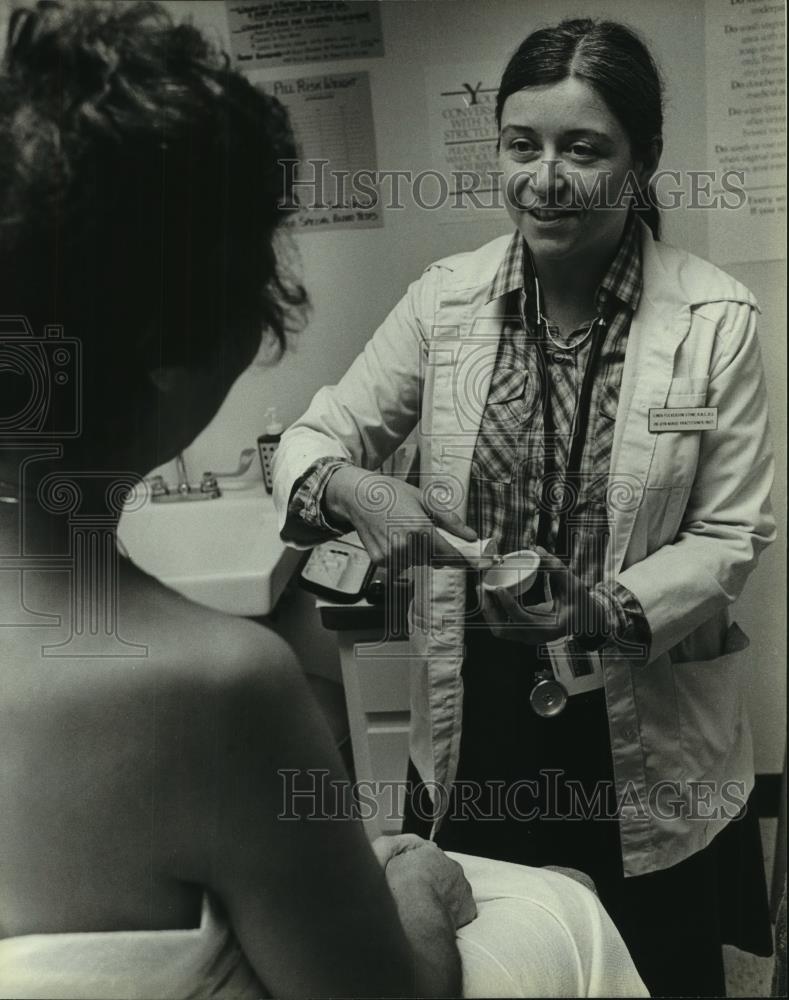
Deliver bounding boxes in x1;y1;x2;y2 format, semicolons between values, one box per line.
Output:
498;76;649;265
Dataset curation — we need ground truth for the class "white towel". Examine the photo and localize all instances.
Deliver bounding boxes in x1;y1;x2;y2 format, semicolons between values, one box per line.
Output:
0;857;648;998
0;894;264;1000
451;853;650;998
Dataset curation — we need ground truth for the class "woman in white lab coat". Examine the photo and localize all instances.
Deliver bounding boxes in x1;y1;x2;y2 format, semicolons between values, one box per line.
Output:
0;5;650;998
275;17;776;997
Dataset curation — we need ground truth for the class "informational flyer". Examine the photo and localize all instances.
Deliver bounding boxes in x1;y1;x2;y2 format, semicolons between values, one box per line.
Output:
271;70;382;231
225;1;384;68
424;63;506;223
704;0;786;262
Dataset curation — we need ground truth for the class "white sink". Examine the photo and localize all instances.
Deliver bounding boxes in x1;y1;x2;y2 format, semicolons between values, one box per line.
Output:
117;482;301;616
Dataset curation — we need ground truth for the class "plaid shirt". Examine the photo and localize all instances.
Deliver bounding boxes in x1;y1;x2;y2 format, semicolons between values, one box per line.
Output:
286;215;650;652
467;212;648;649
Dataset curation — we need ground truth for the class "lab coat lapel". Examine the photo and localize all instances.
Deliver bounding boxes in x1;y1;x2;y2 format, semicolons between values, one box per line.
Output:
426;294;504;521
418;293;503;803
608;228;692;575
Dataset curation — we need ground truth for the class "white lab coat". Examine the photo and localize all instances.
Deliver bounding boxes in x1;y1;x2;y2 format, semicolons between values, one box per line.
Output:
273;220;775;876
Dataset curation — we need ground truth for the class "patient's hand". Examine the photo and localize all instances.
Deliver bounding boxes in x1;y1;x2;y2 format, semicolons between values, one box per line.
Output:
372;832;428;868
376;834;477;929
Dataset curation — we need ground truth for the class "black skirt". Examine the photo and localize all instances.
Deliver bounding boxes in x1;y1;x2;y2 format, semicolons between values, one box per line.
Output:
403;622;773;998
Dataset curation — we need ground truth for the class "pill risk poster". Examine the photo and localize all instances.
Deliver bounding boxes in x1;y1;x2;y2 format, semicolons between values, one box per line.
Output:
225;0;384;68
268;70;382;231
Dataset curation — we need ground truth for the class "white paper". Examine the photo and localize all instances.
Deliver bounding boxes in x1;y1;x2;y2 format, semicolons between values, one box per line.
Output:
434;527;496;568
424;63;507;224
546;639;605;696
225;1;384;68
704;0;786;262
268;70;382;231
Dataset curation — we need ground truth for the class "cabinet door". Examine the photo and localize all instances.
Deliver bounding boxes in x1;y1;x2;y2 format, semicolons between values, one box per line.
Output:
337;634;411;837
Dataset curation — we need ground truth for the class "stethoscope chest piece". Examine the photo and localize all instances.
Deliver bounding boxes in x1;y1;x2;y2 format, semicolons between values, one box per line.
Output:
529;671;568;718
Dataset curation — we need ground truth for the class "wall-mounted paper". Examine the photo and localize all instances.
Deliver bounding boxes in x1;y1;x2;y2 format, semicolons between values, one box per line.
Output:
704;0;786;263
226;0;383;68
272;70;382;231
424;63;507;224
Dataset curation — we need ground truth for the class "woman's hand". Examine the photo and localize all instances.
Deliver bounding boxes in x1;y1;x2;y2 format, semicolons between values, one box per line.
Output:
379;835;477;930
481;547;604;645
325;465;479;572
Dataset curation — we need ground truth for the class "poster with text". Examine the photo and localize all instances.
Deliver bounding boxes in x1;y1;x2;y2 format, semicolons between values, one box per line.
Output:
226;1;383;68
270;70;382;231
424;63;507;224
705;0;786;263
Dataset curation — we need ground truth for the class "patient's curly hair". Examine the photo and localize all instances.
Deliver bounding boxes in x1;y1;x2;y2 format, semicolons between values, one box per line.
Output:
0;0;306;377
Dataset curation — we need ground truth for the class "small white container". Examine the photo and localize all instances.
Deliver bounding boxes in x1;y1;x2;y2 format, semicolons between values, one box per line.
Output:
434;527;496;569
481;549;541;597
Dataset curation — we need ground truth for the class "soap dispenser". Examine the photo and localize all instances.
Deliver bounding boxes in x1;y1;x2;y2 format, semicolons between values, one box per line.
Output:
257;407;283;494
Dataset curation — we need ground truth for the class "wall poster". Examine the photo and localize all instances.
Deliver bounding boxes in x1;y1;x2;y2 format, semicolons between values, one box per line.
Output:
704;0;786;262
424;62;507;223
269;70;382;231
226;1;384;68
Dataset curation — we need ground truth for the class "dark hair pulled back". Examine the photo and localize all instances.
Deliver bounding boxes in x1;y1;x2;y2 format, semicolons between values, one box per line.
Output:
496;18;664;238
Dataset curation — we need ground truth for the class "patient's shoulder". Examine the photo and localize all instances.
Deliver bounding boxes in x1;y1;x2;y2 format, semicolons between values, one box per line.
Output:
116;598;306;774
114;573;302;695
154;599;300;691
3;583;303;821
0;579;306;933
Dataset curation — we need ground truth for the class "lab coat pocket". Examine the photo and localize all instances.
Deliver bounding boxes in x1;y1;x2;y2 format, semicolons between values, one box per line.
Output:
671;622;750;774
649;376;710;487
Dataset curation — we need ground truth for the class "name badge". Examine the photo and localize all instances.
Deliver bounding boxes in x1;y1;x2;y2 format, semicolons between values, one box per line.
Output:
648;406;718;433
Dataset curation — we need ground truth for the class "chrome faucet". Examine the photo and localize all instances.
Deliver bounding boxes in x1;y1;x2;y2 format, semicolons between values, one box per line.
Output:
175;453;191;495
202;448;256;482
147;452;220;503
198;448;258;495
147;448;257;503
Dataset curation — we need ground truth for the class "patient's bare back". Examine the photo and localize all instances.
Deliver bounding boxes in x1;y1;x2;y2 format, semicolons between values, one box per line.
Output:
0;559;417;997
0;562;297;936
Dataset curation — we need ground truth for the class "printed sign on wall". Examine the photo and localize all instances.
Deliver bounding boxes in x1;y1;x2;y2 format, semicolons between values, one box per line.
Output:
704;0;786;262
226;1;384;68
424;63;507;223
271;70;382;231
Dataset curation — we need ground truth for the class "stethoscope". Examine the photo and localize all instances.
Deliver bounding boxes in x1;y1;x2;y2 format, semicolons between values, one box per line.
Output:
520;277;608;717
